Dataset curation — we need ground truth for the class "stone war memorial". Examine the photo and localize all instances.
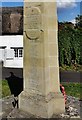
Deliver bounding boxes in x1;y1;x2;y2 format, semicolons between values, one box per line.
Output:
19;0;65;118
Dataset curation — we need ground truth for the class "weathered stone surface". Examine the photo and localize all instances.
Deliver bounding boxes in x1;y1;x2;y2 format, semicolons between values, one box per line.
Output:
19;1;65;118
1;96;81;119
1;96;14;118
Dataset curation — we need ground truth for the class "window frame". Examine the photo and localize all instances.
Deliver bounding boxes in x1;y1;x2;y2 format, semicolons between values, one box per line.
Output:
11;47;23;58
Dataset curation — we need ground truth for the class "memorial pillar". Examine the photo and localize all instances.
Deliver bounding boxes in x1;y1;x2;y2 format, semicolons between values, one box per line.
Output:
19;0;65;118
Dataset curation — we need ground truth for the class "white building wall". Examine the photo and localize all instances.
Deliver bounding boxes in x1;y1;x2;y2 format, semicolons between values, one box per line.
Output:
0;35;23;68
0;35;23;48
4;58;23;68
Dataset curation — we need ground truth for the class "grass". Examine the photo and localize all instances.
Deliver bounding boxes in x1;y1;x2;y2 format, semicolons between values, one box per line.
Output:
0;80;82;100
61;82;82;100
0;80;11;98
0;80;2;98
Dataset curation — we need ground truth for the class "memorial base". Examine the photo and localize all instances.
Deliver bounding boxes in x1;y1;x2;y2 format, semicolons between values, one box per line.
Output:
19;91;65;118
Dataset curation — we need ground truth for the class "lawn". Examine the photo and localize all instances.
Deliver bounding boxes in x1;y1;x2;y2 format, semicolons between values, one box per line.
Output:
0;80;11;98
61;82;82;100
0;80;82;100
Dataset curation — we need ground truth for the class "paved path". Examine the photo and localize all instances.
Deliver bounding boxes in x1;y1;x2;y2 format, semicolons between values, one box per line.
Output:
60;71;81;83
0;62;81;82
0;64;23;80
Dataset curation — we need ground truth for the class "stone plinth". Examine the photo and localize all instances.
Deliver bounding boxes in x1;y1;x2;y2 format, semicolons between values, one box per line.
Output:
19;1;65;118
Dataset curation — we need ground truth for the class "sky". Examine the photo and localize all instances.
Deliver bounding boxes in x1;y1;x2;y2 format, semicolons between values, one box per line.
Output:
57;2;81;23
0;0;81;23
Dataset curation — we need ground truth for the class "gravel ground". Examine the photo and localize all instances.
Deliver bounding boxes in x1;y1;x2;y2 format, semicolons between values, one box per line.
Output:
0;95;82;119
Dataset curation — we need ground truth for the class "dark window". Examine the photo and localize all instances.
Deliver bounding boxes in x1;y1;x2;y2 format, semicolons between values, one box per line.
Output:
14;48;23;57
14;49;18;57
11;47;23;58
19;49;23;57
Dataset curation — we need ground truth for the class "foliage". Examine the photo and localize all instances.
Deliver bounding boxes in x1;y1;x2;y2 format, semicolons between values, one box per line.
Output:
59;65;82;71
75;15;82;29
58;15;82;67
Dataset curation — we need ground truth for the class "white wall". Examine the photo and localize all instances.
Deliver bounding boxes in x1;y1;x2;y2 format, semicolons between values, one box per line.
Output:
0;35;23;68
0;35;23;48
4;58;23;68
